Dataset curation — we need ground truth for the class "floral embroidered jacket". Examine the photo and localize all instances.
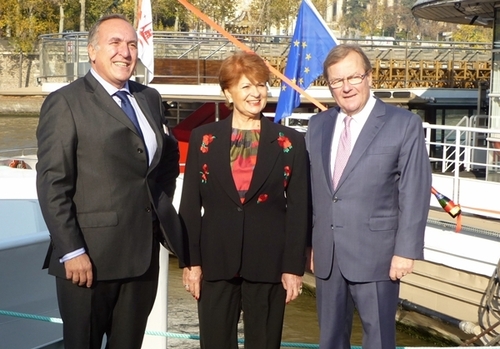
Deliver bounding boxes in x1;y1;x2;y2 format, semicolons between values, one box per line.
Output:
179;114;311;283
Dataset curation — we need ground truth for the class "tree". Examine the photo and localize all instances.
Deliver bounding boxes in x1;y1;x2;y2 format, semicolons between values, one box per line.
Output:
452;24;492;43
359;0;385;38
184;0;235;32
0;0;59;53
150;0;189;31
340;0;368;37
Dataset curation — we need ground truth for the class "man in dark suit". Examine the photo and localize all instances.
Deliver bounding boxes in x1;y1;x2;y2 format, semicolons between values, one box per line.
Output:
306;44;431;349
36;14;180;349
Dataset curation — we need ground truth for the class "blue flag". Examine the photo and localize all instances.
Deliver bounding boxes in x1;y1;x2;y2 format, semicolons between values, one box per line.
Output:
274;0;338;123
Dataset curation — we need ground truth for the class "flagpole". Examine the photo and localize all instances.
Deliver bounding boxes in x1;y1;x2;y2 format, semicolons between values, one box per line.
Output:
176;0;328;112
134;0;138;28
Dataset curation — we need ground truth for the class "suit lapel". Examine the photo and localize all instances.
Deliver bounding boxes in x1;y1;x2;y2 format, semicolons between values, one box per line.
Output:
322;109;338;194
207;116;242;205
133;90;163;171
84;73;140;137
244;117;281;203
335;99;387;191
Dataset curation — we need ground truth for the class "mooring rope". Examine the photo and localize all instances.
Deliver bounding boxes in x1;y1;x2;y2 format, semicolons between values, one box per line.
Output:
4;308;496;348
0;309;324;348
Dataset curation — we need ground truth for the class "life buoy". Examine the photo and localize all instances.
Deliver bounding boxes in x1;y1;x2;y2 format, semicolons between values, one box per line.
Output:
8;160;27;169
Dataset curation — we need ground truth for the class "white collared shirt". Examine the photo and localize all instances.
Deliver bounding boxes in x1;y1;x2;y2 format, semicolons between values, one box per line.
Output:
330;94;377;178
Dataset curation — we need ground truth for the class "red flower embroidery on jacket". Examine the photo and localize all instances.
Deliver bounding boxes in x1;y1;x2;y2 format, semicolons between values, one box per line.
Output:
257;193;268;204
283;165;291;187
200;134;216;153
277;132;292;153
200;164;209;183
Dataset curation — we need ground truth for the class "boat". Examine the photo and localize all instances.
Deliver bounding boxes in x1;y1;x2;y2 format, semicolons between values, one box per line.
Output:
0;148;63;349
0;148;177;349
3;106;500;347
4;30;500;346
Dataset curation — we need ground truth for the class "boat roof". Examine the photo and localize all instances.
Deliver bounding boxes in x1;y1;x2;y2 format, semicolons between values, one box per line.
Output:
412;0;495;26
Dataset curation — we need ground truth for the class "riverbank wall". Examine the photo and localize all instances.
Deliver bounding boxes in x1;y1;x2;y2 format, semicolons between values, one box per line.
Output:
0;87;46;115
0;40;41;91
0;95;45;115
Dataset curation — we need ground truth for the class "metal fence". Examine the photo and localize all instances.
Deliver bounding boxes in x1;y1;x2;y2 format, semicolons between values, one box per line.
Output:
38;31;492;88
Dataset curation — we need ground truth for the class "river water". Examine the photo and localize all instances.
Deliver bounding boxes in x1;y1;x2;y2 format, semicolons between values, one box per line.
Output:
2;115;445;348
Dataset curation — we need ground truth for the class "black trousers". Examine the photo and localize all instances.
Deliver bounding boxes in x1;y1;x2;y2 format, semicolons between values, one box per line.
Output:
55;242;160;349
198;277;286;349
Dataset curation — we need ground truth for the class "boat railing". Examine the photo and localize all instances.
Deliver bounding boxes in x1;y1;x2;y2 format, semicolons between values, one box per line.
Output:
425;123;500;181
282;113;500;183
37;31;491;88
0;148;37;158
0;148;38;170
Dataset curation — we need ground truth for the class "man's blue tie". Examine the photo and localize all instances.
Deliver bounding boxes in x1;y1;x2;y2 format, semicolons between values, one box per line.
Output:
114;90;143;137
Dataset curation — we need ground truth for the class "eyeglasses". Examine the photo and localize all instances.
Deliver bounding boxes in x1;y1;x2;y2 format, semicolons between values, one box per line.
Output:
328;72;370;89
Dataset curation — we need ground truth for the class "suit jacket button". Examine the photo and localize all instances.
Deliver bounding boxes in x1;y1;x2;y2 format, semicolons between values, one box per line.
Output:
331;225;334;230
333;197;338;202
137;148;143;153
237;207;243;212
145;207;151;213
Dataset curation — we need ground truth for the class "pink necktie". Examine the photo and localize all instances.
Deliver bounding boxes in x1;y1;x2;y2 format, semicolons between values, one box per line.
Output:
333;116;352;189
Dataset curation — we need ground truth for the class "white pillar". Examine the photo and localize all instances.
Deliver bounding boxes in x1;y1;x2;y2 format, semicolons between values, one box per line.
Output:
142;249;169;349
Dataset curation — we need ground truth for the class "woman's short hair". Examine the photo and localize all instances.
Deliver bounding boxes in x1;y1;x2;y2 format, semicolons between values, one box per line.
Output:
219;51;270;92
323;44;372;79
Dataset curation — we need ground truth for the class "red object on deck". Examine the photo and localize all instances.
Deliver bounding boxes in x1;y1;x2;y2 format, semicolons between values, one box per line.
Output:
172;103;231;173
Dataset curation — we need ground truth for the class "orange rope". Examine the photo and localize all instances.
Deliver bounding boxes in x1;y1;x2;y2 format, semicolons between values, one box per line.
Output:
456;214;462;233
176;0;328;112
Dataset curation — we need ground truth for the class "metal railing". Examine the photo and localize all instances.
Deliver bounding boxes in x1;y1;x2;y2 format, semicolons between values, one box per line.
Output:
281;113;500;182
38;31;492;88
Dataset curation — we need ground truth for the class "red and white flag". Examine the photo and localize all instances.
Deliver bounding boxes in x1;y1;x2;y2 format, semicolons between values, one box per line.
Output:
136;0;154;83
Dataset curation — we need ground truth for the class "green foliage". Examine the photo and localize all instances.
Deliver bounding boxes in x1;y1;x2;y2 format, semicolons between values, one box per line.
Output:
85;0;135;30
0;0;59;53
151;0;189;31
452;24;492;43
341;0;368;31
0;0;494;53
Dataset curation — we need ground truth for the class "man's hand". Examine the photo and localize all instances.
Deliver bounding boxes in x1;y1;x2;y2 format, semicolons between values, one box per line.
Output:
389;255;414;281
64;253;93;288
183;266;203;300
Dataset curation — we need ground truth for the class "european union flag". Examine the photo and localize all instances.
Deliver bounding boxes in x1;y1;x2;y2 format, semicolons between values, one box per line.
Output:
274;0;338;123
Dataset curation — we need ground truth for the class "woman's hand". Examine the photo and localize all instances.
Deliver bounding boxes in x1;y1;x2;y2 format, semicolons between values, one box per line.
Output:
182;266;203;300
281;273;303;304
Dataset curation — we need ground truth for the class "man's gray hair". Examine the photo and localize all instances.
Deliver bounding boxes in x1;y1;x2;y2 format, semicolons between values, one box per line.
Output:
87;14;131;49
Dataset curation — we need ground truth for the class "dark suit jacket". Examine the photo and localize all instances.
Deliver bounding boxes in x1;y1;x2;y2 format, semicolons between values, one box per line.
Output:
179;115;311;283
37;72;182;280
306;99;431;282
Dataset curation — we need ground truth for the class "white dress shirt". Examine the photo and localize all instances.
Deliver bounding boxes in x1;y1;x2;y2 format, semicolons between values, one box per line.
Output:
330;93;377;178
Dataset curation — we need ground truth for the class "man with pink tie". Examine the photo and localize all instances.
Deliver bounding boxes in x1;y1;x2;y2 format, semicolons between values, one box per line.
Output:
306;44;431;349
